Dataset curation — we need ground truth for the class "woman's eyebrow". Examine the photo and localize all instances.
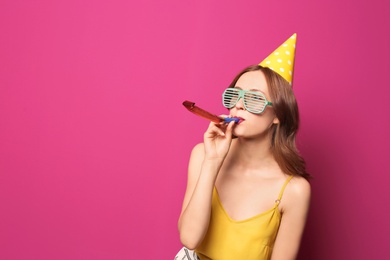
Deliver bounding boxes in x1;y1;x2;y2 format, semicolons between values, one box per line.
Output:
234;86;265;93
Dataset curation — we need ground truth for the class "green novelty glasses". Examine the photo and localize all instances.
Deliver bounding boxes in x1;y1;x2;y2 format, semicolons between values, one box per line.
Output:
222;88;273;114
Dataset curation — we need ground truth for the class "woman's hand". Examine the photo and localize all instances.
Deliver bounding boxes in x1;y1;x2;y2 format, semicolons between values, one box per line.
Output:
203;118;235;161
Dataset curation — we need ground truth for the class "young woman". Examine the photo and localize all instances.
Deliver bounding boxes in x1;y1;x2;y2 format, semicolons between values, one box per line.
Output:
177;35;311;260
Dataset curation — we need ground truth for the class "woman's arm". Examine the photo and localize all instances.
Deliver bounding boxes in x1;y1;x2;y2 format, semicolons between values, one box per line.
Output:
178;143;220;249
178;121;235;249
271;177;311;260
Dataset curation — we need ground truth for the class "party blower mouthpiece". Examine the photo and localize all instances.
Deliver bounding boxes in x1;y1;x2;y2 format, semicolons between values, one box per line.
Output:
182;101;240;124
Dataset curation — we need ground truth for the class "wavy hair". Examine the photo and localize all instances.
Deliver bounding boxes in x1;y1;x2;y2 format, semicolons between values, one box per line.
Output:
228;65;310;180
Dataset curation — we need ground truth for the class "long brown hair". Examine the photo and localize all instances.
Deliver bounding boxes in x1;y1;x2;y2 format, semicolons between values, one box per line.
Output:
228;65;310;180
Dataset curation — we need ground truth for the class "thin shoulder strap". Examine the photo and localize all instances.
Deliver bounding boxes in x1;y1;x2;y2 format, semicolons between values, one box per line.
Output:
275;175;294;204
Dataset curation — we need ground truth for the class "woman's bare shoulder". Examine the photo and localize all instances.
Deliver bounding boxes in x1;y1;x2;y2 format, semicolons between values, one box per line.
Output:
289;176;311;193
187;143;205;177
189;143;205;162
283;176;311;207
191;142;204;154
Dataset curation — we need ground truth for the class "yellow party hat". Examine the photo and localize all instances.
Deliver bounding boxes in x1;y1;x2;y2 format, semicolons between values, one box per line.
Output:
259;33;297;85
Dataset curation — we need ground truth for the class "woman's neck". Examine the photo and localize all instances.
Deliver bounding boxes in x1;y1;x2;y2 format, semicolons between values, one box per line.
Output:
228;136;276;170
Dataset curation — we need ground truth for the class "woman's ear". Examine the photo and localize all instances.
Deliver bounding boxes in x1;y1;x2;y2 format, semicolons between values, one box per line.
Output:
273;117;280;124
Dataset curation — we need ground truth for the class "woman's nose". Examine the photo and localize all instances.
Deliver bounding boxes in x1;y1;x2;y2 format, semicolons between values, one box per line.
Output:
235;97;245;110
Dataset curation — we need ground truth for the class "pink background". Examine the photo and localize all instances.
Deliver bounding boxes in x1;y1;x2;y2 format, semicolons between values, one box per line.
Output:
1;0;389;259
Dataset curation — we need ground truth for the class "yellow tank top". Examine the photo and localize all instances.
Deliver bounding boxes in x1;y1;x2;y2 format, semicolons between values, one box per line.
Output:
195;175;293;260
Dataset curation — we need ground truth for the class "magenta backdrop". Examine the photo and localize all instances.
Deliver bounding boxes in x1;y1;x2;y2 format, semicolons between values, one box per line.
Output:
1;0;389;259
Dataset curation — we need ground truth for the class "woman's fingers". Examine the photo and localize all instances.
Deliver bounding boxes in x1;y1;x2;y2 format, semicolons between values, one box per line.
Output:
205;123;225;137
204;120;236;140
203;120;236;160
224;121;235;139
